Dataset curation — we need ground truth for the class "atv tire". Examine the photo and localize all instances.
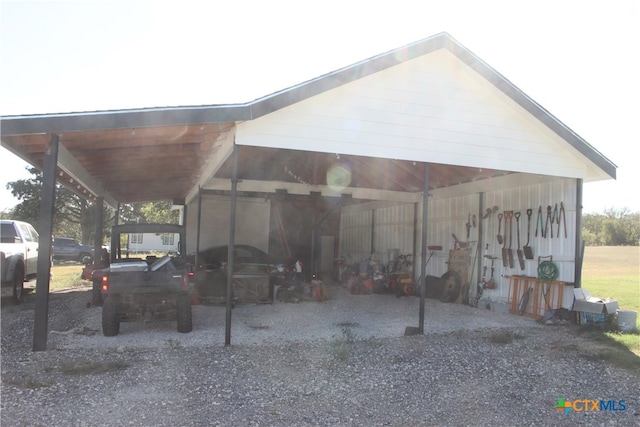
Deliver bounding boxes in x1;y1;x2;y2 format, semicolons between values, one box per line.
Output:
176;294;192;333
102;297;120;336
439;270;462;303
92;279;103;306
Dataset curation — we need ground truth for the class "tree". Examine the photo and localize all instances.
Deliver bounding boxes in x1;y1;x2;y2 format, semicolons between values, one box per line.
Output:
117;201;179;224
6;168;178;244
6;167;114;244
582;208;640;246
5;167;44;227
139;201;180;224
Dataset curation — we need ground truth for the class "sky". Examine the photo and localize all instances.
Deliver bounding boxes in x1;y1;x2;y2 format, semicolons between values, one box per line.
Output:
1;0;639;214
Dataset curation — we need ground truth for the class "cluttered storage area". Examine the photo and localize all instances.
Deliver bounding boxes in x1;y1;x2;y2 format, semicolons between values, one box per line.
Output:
335;175;582;321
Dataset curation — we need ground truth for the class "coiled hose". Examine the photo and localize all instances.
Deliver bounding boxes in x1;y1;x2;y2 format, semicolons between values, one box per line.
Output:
538;261;559;308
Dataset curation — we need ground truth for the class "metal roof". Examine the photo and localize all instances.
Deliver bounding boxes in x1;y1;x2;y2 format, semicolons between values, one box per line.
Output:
0;32;616;208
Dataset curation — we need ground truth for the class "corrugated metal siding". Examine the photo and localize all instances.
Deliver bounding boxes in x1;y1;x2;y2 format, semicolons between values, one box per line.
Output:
418;194;481;279
372;204;416;266
339;204;416;266
338;210;372;263
480;178;577;302
340;177;578;305
185;196;271;254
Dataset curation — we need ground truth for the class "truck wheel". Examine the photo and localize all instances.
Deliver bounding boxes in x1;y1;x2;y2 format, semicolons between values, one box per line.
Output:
176;294;192;333
92;279;103;306
79;253;93;265
12;264;25;305
102;297;120;336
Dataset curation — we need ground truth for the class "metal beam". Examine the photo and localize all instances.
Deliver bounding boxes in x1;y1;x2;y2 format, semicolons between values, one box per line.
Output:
225;145;239;346
195;187;202;270
418;163;430;333
93;196;104;269
574;179;584;288
185;129;236;205
33;134;59;351
476;192;484;302
201;178;422;204
57;143;118;208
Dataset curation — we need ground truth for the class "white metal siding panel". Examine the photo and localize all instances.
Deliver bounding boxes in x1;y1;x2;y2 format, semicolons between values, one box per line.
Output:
479;178;578;306
417;177;578;305
338;210;372;263
237;49;594;180
339;177;578;306
414;194;481;280
186;196;271;254
372;204;416;265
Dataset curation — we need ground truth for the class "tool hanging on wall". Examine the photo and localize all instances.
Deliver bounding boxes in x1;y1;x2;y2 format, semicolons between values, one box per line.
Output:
515;211;525;270
485;256;497;289
535;206;543;238
557;202;567;238
451;233;460;251
501;213;509;268
506;211;514;268
497;213;504;245
466;212;471;240
523;208;534;259
544;205;553;238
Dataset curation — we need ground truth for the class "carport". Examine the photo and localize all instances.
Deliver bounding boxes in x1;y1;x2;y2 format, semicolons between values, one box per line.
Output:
0;32;616;351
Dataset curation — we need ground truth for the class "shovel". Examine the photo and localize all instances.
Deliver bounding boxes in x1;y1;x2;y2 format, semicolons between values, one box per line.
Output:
497;213;503;245
515;212;525;270
485;256;497;289
523;208;534;259
506;211;514;268
501;213;508;268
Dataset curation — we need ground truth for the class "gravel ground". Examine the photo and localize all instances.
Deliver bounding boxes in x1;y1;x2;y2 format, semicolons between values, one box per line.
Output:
1;284;639;426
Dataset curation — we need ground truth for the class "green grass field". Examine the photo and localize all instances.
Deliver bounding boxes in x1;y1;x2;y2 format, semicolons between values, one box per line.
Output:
50;261;89;291
581;246;639;356
581;246;639;319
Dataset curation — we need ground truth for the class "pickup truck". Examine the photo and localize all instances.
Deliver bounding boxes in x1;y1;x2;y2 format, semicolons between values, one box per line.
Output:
98;223;193;336
0;220;40;304
52;237;94;264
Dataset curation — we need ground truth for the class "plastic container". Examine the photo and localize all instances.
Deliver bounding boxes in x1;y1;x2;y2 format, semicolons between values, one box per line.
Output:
616;310;638;333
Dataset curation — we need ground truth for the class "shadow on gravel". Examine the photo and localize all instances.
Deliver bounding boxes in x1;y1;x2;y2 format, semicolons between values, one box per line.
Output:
548;324;640;372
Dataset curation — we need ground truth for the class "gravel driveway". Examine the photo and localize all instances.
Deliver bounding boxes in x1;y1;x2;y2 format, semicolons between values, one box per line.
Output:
1;285;639;426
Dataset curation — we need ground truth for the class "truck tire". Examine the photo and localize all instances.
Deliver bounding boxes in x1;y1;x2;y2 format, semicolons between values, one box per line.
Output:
92;279;103;306
79;253;93;265
439;270;461;303
102;297;120;336
12;264;25;305
176;294;192;333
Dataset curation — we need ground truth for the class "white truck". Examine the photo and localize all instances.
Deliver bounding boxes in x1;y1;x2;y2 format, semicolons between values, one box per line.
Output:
0;220;40;304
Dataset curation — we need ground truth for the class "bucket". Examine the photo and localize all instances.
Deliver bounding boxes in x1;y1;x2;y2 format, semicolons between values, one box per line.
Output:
616;310;638;333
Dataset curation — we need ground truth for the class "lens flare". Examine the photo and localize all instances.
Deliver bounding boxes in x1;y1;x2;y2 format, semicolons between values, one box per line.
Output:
327;164;352;192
